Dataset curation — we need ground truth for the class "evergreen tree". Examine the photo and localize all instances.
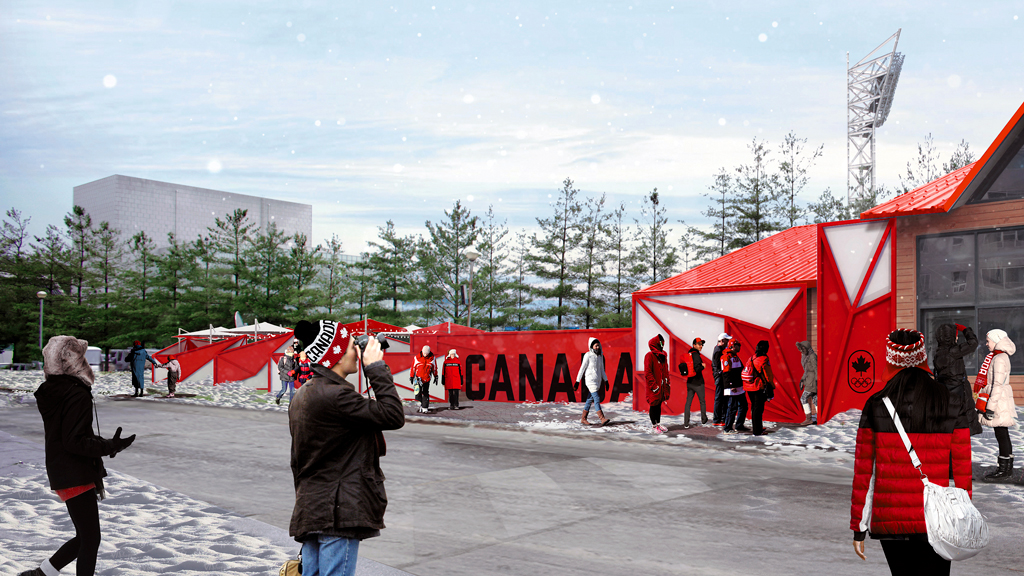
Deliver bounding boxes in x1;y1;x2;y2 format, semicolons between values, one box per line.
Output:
808;187;849;223
88;221;126;348
32;225;70;297
599;202;636;328
942;140;976;174
507;230;535;330
208;208;255;300
695;168;736;260
346;253;374;322
474;205;513;331
286;232;322;322
529;177;583;329
64;205;95;306
676;224;703;272
318;234;348;317
154;232;191;334
632;188;678;287
572;193;610;329
899;133;941;193
243;223;291;324
366;221;418;324
776;131;823;228
420;201;479;325
128;231;158;302
731;138;781;247
184;236;227;329
0;209;35;357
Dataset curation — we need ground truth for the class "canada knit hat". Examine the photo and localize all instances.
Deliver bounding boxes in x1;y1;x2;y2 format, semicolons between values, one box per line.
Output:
294;320;352;369
883;328;930;382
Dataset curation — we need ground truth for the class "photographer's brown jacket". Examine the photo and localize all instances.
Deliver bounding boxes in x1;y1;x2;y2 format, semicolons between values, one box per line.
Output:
288;361;405;541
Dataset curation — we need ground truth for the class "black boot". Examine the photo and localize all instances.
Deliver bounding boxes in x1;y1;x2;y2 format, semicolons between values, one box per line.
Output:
984;456;1013;481
18;568;45;576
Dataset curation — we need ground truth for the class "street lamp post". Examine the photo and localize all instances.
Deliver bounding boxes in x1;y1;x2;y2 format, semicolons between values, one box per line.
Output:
463;246;481;328
36;291;47;353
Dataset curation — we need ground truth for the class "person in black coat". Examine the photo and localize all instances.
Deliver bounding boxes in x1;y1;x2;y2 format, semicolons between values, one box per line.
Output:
932;323;981;435
711;333;731;425
681;338;707;427
19;336;136;576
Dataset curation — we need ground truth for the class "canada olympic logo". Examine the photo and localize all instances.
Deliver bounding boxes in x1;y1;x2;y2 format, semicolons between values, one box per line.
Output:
848;350;875;393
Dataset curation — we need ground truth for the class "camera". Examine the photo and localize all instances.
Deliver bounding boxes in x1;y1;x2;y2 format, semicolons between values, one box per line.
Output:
355;333;390;352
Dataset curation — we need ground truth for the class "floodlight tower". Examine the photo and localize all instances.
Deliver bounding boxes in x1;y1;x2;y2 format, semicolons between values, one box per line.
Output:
847;29;904;204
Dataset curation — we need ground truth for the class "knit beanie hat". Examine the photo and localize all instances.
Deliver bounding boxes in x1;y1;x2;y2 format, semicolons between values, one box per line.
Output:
294;320;351;368
883;328;930;382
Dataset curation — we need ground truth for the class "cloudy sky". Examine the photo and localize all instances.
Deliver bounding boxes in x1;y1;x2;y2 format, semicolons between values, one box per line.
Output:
2;1;1023;252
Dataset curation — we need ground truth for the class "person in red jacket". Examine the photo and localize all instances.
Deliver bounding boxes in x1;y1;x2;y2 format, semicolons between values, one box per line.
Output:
411;346;438;413
850;329;970;574
441;349;464;410
644;334;671;433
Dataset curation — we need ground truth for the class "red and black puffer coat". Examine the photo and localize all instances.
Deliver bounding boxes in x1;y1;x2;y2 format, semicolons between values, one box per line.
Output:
644;335;670;405
850;368;972;539
442;359;463;391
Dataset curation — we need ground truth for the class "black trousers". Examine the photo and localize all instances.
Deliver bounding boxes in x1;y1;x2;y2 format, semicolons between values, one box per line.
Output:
684;383;706;425
995;426;1012;457
448;389;460;408
748;389;767;435
414;378;430;409
649;402;662;425
880;540;950;576
51;488;101;576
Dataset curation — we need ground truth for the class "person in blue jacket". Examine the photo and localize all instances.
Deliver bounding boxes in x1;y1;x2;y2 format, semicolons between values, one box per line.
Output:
126;341;159;397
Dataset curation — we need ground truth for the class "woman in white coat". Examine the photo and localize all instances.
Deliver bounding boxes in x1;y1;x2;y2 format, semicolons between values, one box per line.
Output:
977;328;1018;481
575;338;610;426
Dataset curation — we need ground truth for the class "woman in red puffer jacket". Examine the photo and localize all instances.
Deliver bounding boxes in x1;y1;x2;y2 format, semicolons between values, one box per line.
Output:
644;334;670;433
850;329;971;575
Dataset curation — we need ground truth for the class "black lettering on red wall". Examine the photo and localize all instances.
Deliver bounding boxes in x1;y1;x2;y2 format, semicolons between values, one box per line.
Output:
610;352;633;402
519;354;543;401
546;353;577;402
466;355;486;400
488;354;514;401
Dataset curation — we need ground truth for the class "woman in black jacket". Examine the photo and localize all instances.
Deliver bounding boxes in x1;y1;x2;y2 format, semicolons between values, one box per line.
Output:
19;336;135;576
932;323;981;435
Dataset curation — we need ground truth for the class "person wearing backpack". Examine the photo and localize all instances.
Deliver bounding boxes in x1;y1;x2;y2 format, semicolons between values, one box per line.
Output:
721;340;749;434
743;340;775;436
680;337;707;427
711;333;731;426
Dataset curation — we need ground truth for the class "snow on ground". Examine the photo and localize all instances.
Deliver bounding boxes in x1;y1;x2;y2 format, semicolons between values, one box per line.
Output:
0;463;297;575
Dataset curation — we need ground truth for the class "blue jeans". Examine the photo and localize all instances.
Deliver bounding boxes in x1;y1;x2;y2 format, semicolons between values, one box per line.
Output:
582;390;602;412
277;380;295;402
724;391;748;431
302;535;359;576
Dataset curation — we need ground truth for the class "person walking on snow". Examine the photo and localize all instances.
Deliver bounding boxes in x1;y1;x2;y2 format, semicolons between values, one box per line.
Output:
575;337;610;426
19;336;136;576
289;320;405;576
721;340;749;434
163;354;181;398
850;329;971;574
441;349;464;410
644;334;671;433
125;340;159;397
411;346;437;413
681;338;707;427
796;341;818;425
276;346;298;405
711;333;731;426
976;328;1018;481
295;350;313;389
932;323;981;436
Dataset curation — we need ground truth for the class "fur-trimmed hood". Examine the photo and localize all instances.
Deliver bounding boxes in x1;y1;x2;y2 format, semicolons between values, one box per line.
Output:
43;335;94;386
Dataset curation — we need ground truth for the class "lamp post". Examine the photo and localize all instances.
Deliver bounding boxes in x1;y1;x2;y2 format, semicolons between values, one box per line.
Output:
36;291;47;353
463;246;481;328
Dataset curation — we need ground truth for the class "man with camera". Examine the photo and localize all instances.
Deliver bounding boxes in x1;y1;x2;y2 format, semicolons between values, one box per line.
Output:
288;320;405;576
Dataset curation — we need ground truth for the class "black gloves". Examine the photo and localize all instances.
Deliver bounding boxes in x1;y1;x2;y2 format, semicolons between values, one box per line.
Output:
573;381;580;391
983;409;995;420
109;426;136;458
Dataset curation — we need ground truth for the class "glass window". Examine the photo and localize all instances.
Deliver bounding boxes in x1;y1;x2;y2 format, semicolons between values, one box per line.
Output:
978;307;1024;374
978;230;1024;303
917;234;975;306
968;137;1024;203
920;308;979;375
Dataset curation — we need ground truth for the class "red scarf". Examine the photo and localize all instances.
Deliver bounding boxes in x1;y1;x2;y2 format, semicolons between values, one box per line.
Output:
973;350;1004;394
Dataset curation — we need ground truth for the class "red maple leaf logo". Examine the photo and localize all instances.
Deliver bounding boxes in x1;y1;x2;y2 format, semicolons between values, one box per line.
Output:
851;355;871;374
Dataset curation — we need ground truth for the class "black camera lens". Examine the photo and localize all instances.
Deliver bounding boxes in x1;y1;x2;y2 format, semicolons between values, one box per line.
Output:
355;334;389;351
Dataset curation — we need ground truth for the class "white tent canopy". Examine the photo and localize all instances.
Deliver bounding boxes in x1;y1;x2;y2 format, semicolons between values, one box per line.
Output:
178;326;236;337
224;322;291;335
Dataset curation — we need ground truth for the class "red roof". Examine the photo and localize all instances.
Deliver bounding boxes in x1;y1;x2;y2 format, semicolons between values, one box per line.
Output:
638;224;818;294
859;162;976;218
862;99;1024;218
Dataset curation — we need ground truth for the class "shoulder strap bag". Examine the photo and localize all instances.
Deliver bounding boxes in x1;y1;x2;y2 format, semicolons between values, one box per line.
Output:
881;397;990;561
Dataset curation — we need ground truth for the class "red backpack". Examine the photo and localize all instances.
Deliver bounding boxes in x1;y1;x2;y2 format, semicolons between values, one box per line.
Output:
741;356;764;391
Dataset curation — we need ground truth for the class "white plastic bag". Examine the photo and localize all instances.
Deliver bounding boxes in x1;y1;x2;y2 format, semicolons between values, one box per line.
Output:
922;479;990;561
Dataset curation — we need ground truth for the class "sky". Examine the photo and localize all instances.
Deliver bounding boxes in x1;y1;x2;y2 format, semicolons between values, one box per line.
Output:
2;0;1023;253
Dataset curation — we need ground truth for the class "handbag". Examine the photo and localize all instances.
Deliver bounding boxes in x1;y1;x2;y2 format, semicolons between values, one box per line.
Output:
279;553;301;576
882;397;990;561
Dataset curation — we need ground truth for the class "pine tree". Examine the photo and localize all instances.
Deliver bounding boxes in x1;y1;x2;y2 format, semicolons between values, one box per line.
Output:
572;193;610;329
529;178;583;329
420;201;479;325
0;209;35;357
695;168;736;260
128;231;158;302
64;205;95;306
209;208;255;300
599;202;636;328
632;188;678;287
318;234;348;317
89;221;126;348
731;138;781;247
32;225;70;297
676;224;703;272
366;221;418;323
507;230;535;330
776;131;823;228
474;205;513;331
899;133;941;193
808;187;849;223
942;140;975;174
243;223;291;324
346;253;374;322
286;232;322;322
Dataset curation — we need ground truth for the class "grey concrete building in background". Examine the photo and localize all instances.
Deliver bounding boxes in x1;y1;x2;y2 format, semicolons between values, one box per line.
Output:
73;175;312;248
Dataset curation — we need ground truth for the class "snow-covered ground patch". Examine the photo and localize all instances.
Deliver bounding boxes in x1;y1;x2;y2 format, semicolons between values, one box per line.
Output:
0;464;297;575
